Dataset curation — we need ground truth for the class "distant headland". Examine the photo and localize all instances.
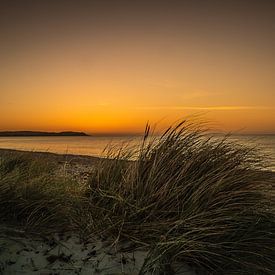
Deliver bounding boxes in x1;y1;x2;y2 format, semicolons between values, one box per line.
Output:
0;131;89;137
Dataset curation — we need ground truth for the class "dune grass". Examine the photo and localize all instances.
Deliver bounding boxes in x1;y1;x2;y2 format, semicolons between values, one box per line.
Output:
0;121;274;274
87;121;275;274
0;152;85;231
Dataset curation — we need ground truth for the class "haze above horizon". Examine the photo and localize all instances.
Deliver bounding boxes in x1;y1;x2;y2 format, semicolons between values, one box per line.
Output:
0;0;274;134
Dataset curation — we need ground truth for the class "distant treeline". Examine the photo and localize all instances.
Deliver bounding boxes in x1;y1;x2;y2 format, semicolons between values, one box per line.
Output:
0;131;89;137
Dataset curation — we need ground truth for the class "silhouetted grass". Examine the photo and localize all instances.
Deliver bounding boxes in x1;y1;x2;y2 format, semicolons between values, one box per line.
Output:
0;152;84;231
0;120;274;274
87;121;275;274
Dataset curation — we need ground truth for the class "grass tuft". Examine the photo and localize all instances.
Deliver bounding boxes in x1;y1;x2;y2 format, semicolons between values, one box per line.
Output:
87;120;275;274
0;152;84;232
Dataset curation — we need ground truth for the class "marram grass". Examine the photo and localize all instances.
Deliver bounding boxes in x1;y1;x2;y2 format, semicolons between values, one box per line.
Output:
0;121;274;274
0;152;84;231
87;121;275;274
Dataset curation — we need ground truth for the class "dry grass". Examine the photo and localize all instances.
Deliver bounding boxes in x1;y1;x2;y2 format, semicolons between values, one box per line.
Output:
0;120;274;274
0;152;84;232
87;121;275;274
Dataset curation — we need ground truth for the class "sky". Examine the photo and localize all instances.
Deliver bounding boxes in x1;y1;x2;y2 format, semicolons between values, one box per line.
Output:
0;0;274;134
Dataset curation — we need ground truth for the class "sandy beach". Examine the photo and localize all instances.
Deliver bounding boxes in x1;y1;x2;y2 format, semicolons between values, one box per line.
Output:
0;148;198;275
0;143;274;274
1;0;275;273
0;224;151;274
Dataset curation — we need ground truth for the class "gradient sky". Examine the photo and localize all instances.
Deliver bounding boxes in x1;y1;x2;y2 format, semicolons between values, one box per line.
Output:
0;0;274;134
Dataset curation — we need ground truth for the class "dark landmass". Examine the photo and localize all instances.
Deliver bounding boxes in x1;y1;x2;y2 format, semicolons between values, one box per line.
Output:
0;131;89;137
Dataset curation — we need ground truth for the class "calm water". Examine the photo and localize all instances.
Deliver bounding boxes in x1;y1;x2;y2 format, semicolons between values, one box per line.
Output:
0;135;274;171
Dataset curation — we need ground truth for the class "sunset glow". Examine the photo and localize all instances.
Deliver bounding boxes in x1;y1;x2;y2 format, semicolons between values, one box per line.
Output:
1;1;274;134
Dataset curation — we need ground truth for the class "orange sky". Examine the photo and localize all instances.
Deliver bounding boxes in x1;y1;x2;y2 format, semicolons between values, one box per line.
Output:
0;0;274;134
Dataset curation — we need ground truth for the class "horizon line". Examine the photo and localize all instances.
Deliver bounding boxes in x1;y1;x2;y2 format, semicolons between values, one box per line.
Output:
0;130;275;136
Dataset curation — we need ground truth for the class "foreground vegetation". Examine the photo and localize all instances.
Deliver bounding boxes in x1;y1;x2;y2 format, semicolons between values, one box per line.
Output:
0;121;274;274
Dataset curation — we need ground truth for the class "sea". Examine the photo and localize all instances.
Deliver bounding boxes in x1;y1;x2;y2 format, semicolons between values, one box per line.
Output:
0;135;274;171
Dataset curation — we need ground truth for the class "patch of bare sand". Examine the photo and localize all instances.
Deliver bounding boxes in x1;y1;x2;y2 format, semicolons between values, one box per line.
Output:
0;226;196;275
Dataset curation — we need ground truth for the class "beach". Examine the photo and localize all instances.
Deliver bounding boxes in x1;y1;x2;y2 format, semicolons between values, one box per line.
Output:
0;149;197;275
0;122;274;275
2;0;275;273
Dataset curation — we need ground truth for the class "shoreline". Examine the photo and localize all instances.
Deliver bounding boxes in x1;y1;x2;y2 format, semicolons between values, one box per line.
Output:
1;147;275;177
0;148;100;165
